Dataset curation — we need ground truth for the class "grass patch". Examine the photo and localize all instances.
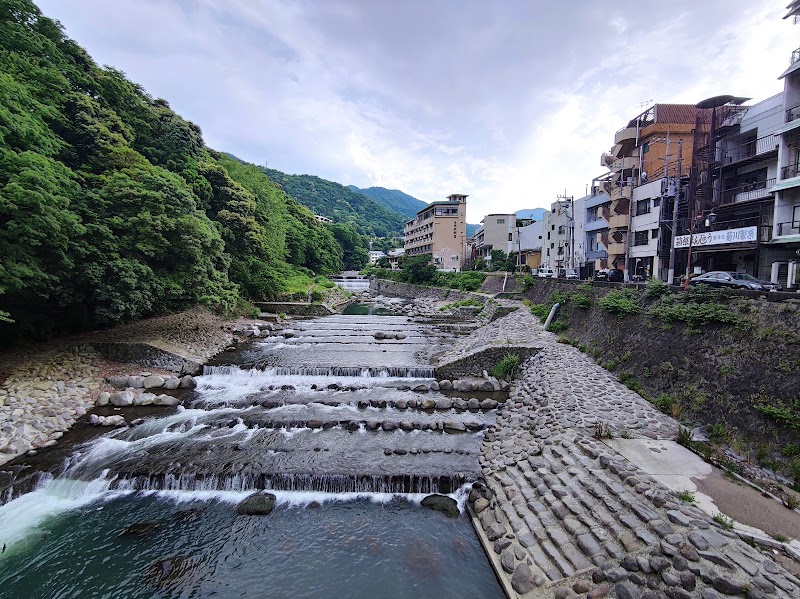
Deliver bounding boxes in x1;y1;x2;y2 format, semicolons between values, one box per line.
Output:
440;298;484;311
572;293;591;309
712;513;733;531
529;303;550;322
546;318;569;333
491;353;521;380
654;393;678;415
677;490;697;504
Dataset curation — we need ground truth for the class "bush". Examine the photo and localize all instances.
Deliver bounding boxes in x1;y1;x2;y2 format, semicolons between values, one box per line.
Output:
546;318;569;333
492;353;521;379
648;302;740;329
529;304;550;322
551;290;570;305
644;279;671;298
654;394;678;415
599;288;641;316
572;293;591;309
522;275;535;291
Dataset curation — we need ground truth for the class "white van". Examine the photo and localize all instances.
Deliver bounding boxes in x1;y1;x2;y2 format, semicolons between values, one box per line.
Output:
537;268;555;278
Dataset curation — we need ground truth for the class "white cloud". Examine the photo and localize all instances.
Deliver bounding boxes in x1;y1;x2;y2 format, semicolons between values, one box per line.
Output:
37;0;799;223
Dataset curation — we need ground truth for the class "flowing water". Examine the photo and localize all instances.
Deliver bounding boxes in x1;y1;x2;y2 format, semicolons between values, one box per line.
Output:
0;304;504;597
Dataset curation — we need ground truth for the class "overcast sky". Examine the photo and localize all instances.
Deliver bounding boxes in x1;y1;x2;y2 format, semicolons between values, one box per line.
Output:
37;1;796;222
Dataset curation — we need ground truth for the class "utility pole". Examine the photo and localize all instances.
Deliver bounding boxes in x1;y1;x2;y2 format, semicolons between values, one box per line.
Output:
667;139;683;285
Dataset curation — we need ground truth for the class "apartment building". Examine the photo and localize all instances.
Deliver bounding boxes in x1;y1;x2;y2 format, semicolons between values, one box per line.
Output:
599;104;701;279
472;214;517;264
403;194;467;271
517;218;546;270
583;189;611;277
541;199;576;272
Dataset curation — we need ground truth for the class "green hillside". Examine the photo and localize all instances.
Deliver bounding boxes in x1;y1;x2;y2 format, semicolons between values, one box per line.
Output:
347;185;426;219
0;1;364;344
261;169;407;237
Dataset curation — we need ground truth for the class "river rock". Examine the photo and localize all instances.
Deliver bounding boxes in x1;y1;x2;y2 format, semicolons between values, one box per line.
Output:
134;393;156;406
511;563;539;594
373;331;385;339
163;377;180;390
110;390;134;406
467;398;480;410
412;384;429;392
443;421;466;432
96;392;111;407
154;394;180;406
127;376;144;388
479;381;494;392
107;375;130;388
420;398;436;410
382;420;398;431
178;376;196;389
455;380;473;392
143;375;165;389
394;333;406;340
420;494;459;518
429;381;439;391
438;380;453;390
435;398;453;410
237;492;277;515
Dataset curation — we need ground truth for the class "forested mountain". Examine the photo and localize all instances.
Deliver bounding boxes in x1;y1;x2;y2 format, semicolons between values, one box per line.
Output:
347;185;426;219
260;168;407;237
0;1;365;344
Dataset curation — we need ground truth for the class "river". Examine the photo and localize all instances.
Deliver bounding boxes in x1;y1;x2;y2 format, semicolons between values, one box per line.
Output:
0;303;504;598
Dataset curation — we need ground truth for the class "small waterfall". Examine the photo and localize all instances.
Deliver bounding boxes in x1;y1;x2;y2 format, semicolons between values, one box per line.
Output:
109;472;466;494
203;365;436;379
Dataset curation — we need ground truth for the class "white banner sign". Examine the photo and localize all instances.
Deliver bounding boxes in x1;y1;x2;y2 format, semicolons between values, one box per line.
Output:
673;226;758;249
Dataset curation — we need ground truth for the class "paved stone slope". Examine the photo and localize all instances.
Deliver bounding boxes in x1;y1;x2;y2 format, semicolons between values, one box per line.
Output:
451;306;800;598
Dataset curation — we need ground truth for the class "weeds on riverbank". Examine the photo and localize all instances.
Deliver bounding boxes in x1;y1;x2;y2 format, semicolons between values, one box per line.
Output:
491;354;521;380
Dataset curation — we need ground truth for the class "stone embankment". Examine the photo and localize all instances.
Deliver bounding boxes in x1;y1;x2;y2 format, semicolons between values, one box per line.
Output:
0;307;235;465
440;305;800;598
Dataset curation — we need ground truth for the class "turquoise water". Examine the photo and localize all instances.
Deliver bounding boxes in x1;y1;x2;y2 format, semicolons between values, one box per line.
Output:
0;492;503;598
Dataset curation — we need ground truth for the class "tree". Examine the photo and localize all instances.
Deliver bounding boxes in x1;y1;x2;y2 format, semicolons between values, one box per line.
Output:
403;254;437;284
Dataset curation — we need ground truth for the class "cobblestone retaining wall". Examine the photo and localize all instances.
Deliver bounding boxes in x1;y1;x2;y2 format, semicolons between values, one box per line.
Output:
436;345;540;380
370;279;481;301
92;342;203;375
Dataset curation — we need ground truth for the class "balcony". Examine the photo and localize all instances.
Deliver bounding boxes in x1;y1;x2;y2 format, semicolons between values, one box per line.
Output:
720;178;775;205
614;126;638;145
722;134;779;166
606;242;627;255
777;221;800;236
608;214;629;229
585;217;608;232
787;102;800;123
782;164;800;179
611;156;639;172
610;185;633;201
793;46;800;66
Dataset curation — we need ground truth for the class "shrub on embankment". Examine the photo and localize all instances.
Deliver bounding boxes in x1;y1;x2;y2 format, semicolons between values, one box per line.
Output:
524;277;800;483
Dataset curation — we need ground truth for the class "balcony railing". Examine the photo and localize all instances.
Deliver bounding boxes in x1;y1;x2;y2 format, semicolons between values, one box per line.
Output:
783;164;800;179
723;134;779;164
777;221;800;236
792;46;800;65
721;178;775;205
787;102;800;123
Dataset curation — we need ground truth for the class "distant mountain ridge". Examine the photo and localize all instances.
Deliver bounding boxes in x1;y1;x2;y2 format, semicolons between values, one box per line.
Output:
347;185;427;219
258;168;407;237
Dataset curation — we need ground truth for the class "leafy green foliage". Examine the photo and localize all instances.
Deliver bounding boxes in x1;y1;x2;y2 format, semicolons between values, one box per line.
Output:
521;275;535;291
599;288;641;316
364;264;486;291
0;2;355;343
261;167;406;236
647;285;740;330
346;185;426;218
529;304;550;321
545;318;569;333
643;278;671;298
491;353;520;379
571;293;591;309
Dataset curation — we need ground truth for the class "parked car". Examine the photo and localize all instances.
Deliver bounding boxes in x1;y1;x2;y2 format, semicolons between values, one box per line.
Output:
689;271;781;291
595;268;623;282
537;268;555;278
607;269;624;282
564;269;579;280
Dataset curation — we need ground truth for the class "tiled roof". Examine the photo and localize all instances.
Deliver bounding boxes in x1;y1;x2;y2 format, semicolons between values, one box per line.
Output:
652;104;704;124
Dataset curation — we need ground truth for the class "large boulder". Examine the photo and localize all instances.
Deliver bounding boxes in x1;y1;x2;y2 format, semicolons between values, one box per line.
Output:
178;376;196;389
237;492;277;516
154;395;180;406
420;494;460;518
127;376;144;388
96;392;111;407
162;377;180;390
110;390;134;407
107;375;130;388
143;375;165;389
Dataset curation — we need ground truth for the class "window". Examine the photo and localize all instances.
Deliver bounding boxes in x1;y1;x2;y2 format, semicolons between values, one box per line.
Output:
633;230;649;246
508;233;513;241
653;197;661;208
550;242;554;249
635;199;650;216
551;224;555;230
497;218;505;224
558;225;565;234
651;228;659;239
547;232;551;240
